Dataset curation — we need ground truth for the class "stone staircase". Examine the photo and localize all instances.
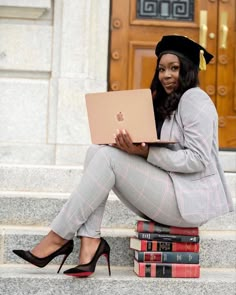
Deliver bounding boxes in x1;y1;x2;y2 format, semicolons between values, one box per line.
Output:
0;151;235;295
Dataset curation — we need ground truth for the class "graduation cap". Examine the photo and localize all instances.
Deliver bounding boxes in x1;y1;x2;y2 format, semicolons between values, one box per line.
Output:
155;35;213;70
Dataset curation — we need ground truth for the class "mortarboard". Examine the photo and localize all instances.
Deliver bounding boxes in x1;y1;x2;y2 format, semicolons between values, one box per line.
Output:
155;35;214;70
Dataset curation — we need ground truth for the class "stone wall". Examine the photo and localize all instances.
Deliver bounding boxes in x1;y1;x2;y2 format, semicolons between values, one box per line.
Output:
0;0;110;165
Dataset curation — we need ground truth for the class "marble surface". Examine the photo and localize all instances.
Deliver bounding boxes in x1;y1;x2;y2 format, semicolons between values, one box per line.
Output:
0;79;49;143
0;266;235;295
0;191;235;230
1;228;236;268
0;0;110;166
0;24;52;71
0;165;83;193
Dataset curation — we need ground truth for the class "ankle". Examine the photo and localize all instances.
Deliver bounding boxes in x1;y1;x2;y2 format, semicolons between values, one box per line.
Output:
49;231;67;246
31;231;68;257
79;237;101;265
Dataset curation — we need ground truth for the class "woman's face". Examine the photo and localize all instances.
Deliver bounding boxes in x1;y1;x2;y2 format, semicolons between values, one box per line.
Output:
158;53;180;94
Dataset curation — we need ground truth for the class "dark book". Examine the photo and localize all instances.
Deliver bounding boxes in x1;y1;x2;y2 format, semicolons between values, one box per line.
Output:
135;232;200;243
135;250;199;264
134;260;200;278
136;220;199;236
130;237;200;252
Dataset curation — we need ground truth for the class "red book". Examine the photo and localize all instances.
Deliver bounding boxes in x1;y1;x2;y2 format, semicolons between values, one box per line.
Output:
136;220;199;236
134;260;200;278
130;237;200;252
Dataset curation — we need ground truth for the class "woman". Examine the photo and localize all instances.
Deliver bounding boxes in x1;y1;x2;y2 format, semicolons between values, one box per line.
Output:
13;35;233;278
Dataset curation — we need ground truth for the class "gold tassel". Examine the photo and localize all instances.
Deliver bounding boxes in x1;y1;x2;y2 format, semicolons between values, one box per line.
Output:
199;49;206;71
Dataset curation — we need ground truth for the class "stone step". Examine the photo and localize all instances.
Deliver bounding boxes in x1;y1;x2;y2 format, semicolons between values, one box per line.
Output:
0;164;83;193
0;265;235;295
219;151;236;172
1;227;235;268
0;158;235;196
0;191;235;230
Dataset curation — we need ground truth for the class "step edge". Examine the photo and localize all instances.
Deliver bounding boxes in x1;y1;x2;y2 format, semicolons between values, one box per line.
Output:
0;264;235;281
1;225;235;239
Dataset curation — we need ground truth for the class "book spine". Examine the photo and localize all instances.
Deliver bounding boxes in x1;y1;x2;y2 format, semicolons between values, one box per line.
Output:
135;251;199;264
130;238;200;252
137;221;199;236
136;232;200;243
135;261;200;278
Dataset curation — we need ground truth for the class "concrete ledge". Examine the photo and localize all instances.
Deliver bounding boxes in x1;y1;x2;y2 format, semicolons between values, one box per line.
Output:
1;227;235;268
0;265;235;295
0;191;235;230
0;0;51;19
0;0;51;8
0;164;84;193
0;164;235;197
219;151;236;172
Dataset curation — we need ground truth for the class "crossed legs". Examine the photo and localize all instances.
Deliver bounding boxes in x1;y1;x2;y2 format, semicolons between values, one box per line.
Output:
31;144;182;264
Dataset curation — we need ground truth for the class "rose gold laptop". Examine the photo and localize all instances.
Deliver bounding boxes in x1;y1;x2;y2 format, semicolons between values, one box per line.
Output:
85;88;175;145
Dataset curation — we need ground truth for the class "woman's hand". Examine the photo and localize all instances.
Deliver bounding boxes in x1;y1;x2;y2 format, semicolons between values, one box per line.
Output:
112;129;149;158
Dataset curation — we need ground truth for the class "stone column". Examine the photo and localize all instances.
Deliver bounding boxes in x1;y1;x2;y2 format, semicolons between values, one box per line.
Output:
48;0;110;165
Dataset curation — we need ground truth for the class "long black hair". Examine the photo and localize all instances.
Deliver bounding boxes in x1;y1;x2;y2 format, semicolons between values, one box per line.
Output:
150;53;200;120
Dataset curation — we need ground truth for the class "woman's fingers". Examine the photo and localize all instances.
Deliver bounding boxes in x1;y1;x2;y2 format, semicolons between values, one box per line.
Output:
114;129;132;151
113;129;149;157
122;129;133;145
114;130;123;146
115;130;126;146
120;129;132;148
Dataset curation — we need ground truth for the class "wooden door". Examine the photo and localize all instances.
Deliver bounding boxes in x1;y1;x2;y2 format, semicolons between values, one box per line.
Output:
109;0;236;148
217;0;236;148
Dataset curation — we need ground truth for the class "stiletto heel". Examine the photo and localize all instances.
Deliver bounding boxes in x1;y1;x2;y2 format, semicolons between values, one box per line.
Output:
104;251;111;276
57;252;71;274
63;237;111;278
12;239;74;273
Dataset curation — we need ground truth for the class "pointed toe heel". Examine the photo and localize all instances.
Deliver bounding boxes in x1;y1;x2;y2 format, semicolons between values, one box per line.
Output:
64;237;111;278
12;239;74;273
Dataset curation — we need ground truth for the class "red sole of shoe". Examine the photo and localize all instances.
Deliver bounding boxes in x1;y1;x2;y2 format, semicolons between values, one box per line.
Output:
64;272;93;278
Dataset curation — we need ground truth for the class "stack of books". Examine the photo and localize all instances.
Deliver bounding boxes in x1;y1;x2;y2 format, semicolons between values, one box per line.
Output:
130;220;200;278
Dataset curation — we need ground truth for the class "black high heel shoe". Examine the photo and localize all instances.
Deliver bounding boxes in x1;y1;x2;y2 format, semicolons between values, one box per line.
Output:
63;237;111;278
12;239;74;273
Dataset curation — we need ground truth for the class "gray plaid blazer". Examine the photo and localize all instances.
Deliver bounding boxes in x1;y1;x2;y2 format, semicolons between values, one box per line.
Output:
147;87;233;225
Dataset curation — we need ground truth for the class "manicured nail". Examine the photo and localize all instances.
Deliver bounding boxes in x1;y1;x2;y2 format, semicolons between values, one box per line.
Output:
122;129;126;135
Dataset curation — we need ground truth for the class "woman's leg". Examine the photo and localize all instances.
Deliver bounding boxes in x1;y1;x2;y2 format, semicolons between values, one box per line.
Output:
31;145;112;259
51;144;187;236
76;145;109;238
50;146;115;239
30;145;107;259
80;145;187;227
32;145;184;261
111;161;185;227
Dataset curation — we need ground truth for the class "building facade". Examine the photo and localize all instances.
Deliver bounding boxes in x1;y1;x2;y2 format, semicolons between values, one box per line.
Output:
0;0;110;165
